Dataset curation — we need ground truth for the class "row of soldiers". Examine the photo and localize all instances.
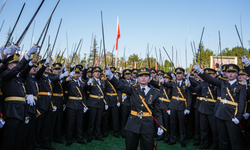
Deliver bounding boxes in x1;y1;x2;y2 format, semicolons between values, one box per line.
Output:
0;44;250;150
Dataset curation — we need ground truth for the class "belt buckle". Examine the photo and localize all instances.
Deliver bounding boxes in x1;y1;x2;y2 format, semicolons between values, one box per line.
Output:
161;97;164;102
98;95;101;99
176;96;179;101
48;92;51;96
137;111;143;119
110;92;113;96
222;99;227;104
205;97;208;101
58;93;61;96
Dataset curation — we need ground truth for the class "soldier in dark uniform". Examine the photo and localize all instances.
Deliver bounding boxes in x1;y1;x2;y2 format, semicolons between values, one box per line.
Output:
120;69;135;138
150;72;172;143
34;57;65;150
19;55;40;150
105;67;164;150
86;66;108;143
150;68;156;80
0;45;37;150
193;63;246;150
189;68;217;149
65;66;88;146
131;69;138;83
50;63;67;144
160;68;192;147
103;67;120;138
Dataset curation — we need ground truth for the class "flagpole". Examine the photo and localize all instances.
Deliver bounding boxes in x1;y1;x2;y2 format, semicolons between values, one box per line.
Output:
115;16;119;68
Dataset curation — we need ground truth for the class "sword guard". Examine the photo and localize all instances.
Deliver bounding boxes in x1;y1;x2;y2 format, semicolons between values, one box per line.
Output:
34;43;41;49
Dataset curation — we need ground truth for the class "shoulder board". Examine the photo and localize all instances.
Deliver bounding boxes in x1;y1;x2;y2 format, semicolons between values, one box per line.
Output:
239;82;245;85
219;76;228;81
102;77;107;81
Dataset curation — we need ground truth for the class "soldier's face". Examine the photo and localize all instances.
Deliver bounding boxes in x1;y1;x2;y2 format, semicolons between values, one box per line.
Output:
222;71;227;77
74;72;80;80
176;73;183;81
151;73;156;79
8;63;17;70
164;78;170;83
29;66;37;75
45;66;50;73
124;74;131;80
210;73;216;78
132;73;137;78
93;71;100;78
87;72;92;78
227;72;238;81
137;74;150;85
194;73;198;78
238;74;247;82
53;69;61;75
158;75;163;79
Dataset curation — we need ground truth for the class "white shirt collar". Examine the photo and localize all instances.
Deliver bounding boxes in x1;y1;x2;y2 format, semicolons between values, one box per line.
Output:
140;85;150;95
229;79;237;86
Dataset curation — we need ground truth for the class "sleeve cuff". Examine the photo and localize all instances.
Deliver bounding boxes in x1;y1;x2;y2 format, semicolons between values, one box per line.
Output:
24;54;30;61
28;61;33;66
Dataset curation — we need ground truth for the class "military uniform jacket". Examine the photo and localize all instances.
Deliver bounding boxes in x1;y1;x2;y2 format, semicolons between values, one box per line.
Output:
190;81;217;115
189;77;201;109
149;80;172;110
199;72;246;121
50;74;64;110
86;78;107;109
246;84;250;114
104;78;119;107
0;57;29;121
19;63;39;115
35;65;60;111
109;77;162;134
66;78;87;110
162;80;192;111
119;79;135;106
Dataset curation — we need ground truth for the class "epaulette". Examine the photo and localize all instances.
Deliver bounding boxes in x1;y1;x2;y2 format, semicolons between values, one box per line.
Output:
239;82;245;85
102;77;107;81
219;76;228;81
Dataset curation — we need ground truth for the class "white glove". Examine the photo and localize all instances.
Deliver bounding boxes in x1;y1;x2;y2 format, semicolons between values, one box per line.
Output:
27;45;38;56
26;94;35;106
87;78;93;86
105;105;109;110
160;77;164;84
44;57;51;66
63;104;66;111
53;106;57;112
232;117;239;124
193;63;203;73
122;95;127;100
241;56;250;67
117;102;120;107
25;117;29;124
60;71;68;79
83;107;87;113
186;70;190;79
105;66;112;77
0;47;6;53
184;109;190;115
3;45;20;56
69;71;75;77
157;127;164;136
0;119;5;129
85;62;89;69
218;66;223;75
243;113;250;120
119;69;123;74
167;109;171;115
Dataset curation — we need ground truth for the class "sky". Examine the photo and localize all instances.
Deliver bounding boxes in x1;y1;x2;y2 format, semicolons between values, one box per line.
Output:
0;0;249;68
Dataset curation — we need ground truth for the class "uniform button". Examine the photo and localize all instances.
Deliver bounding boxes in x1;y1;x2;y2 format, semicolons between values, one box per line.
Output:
141;104;144;107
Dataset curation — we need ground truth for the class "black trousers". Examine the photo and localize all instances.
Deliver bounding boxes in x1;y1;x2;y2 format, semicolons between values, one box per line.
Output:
161;109;170;141
194;108;201;144
186;107;195;139
125;130;154;150
121;105;131;137
103;106;120;137
217;118;242;150
66;108;83;142
52;109;63;141
170;109;186;144
87;107;104;139
22;115;36;150
200;113;213;148
1;117;25;150
34;110;52;149
212;115;219;149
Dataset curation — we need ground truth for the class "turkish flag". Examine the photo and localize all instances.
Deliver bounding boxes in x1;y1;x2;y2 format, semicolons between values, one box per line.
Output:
116;16;120;50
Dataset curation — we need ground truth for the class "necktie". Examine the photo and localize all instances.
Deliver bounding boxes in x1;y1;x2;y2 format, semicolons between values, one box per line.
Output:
142;88;145;96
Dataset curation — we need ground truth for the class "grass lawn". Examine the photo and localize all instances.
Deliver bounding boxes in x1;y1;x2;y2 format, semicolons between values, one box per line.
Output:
50;134;213;150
